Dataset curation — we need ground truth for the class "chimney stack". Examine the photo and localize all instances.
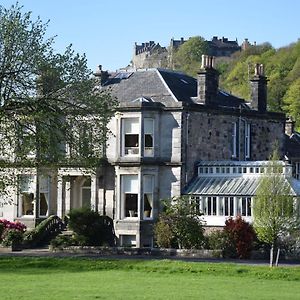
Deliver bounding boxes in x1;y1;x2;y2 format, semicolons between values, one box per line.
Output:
197;55;219;105
250;64;268;112
93;65;109;86
285;117;295;136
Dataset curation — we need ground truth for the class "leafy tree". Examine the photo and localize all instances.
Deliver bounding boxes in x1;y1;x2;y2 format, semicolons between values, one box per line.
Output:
154;196;205;249
0;3;117;212
207;217;256;259
173;36;209;76
283;78;300;130
223;216;256;259
253;148;299;267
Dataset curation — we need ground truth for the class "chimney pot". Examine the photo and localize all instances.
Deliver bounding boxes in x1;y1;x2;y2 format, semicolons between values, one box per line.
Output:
197;55;219;105
250;63;268;112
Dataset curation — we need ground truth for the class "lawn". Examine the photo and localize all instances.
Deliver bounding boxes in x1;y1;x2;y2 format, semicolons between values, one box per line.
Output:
0;257;299;300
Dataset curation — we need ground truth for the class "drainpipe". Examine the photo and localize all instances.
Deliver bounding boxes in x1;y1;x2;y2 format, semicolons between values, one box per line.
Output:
185;112;190;184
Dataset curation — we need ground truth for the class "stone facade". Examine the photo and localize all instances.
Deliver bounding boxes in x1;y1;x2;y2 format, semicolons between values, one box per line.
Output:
0;55;295;248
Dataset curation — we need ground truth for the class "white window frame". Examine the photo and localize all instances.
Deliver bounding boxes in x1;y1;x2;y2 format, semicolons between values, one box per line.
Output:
143;175;154;219
232;122;237;158
121;174;139;219
121;118;140;157
144;118;154;157
18;175;50;218
245;123;251;159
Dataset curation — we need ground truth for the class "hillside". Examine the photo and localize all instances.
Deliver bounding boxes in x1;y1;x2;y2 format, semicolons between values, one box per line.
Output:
217;40;300;128
170;38;300;128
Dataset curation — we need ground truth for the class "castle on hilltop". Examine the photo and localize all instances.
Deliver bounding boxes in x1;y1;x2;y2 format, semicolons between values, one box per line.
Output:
132;36;253;69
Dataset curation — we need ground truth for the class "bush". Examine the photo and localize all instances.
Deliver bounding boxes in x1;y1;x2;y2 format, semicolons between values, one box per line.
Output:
154;216;176;248
154;196;205;249
1;228;24;247
50;235;77;249
68;208;116;246
224;216;256;258
207;217;256;259
0;219;26;246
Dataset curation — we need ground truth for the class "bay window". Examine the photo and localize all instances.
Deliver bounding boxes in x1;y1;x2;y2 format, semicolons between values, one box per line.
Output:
121;117;155;157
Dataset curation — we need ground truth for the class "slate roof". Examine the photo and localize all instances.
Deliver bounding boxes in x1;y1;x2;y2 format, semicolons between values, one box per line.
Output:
285;133;300;158
103;68;247;108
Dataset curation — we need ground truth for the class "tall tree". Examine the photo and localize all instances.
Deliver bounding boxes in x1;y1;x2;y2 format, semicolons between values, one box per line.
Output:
253;148;299;267
283;78;300;130
0;4;117;211
173;36;209;76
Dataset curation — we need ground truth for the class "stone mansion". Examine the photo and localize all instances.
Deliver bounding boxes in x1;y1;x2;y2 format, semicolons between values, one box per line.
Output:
1;55;300;247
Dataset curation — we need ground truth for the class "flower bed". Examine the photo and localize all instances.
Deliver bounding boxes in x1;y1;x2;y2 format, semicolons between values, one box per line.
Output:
0;219;26;251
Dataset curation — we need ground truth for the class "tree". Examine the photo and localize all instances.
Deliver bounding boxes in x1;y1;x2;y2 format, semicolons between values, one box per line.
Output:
154;196;205;249
173;36;209;76
253;149;299;267
283;78;300;130
0;4;117;213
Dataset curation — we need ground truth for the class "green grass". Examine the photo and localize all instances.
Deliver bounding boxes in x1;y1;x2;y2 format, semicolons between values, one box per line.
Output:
0;257;300;299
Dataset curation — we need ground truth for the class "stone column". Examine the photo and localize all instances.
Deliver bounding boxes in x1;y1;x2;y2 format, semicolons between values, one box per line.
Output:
65;179;71;214
57;176;64;218
91;175;98;212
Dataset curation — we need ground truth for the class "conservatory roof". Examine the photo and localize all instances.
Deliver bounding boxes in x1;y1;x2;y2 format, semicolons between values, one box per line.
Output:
184;176;297;196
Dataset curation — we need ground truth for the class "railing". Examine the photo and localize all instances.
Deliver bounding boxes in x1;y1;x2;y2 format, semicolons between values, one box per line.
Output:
23;215;65;248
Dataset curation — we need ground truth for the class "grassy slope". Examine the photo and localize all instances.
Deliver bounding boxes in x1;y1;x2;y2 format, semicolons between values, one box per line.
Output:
0;257;299;300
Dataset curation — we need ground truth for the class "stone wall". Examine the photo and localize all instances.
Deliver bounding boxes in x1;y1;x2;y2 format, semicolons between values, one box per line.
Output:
183;110;285;183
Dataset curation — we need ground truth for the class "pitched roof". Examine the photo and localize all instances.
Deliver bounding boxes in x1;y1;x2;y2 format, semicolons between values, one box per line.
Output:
184;175;298;196
103;68;246;108
286;133;300;158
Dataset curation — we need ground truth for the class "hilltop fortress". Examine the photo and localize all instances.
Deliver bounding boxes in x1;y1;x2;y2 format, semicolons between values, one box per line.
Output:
131;36;253;69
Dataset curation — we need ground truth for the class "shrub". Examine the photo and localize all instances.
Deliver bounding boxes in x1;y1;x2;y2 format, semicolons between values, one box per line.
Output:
1;228;24;247
0;219;26;246
0;219;26;232
154;196;205;249
207;217;256;259
68;208;116;246
50;235;77;249
154;216;176;248
224;216;256;258
0;223;4;242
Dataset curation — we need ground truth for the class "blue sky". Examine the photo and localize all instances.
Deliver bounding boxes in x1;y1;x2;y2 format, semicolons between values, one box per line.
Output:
2;0;300;72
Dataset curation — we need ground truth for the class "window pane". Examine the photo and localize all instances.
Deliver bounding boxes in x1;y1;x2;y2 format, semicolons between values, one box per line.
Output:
122;175;138;193
230;197;234;216
247;197;252;216
212;197;217;215
207;197;211;215
125;135;139;147
144;118;154;134
144;134;153;147
225;197;229;216
22;193;34;215
82;188;91;208
124;118;139;133
40;193;48;216
125;194;138;217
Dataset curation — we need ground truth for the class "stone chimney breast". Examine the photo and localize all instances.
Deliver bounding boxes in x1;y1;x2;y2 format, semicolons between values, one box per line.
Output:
250;63;268;112
197;55;219;105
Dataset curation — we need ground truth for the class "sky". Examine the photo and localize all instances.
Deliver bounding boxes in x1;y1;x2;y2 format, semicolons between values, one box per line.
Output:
2;0;300;72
